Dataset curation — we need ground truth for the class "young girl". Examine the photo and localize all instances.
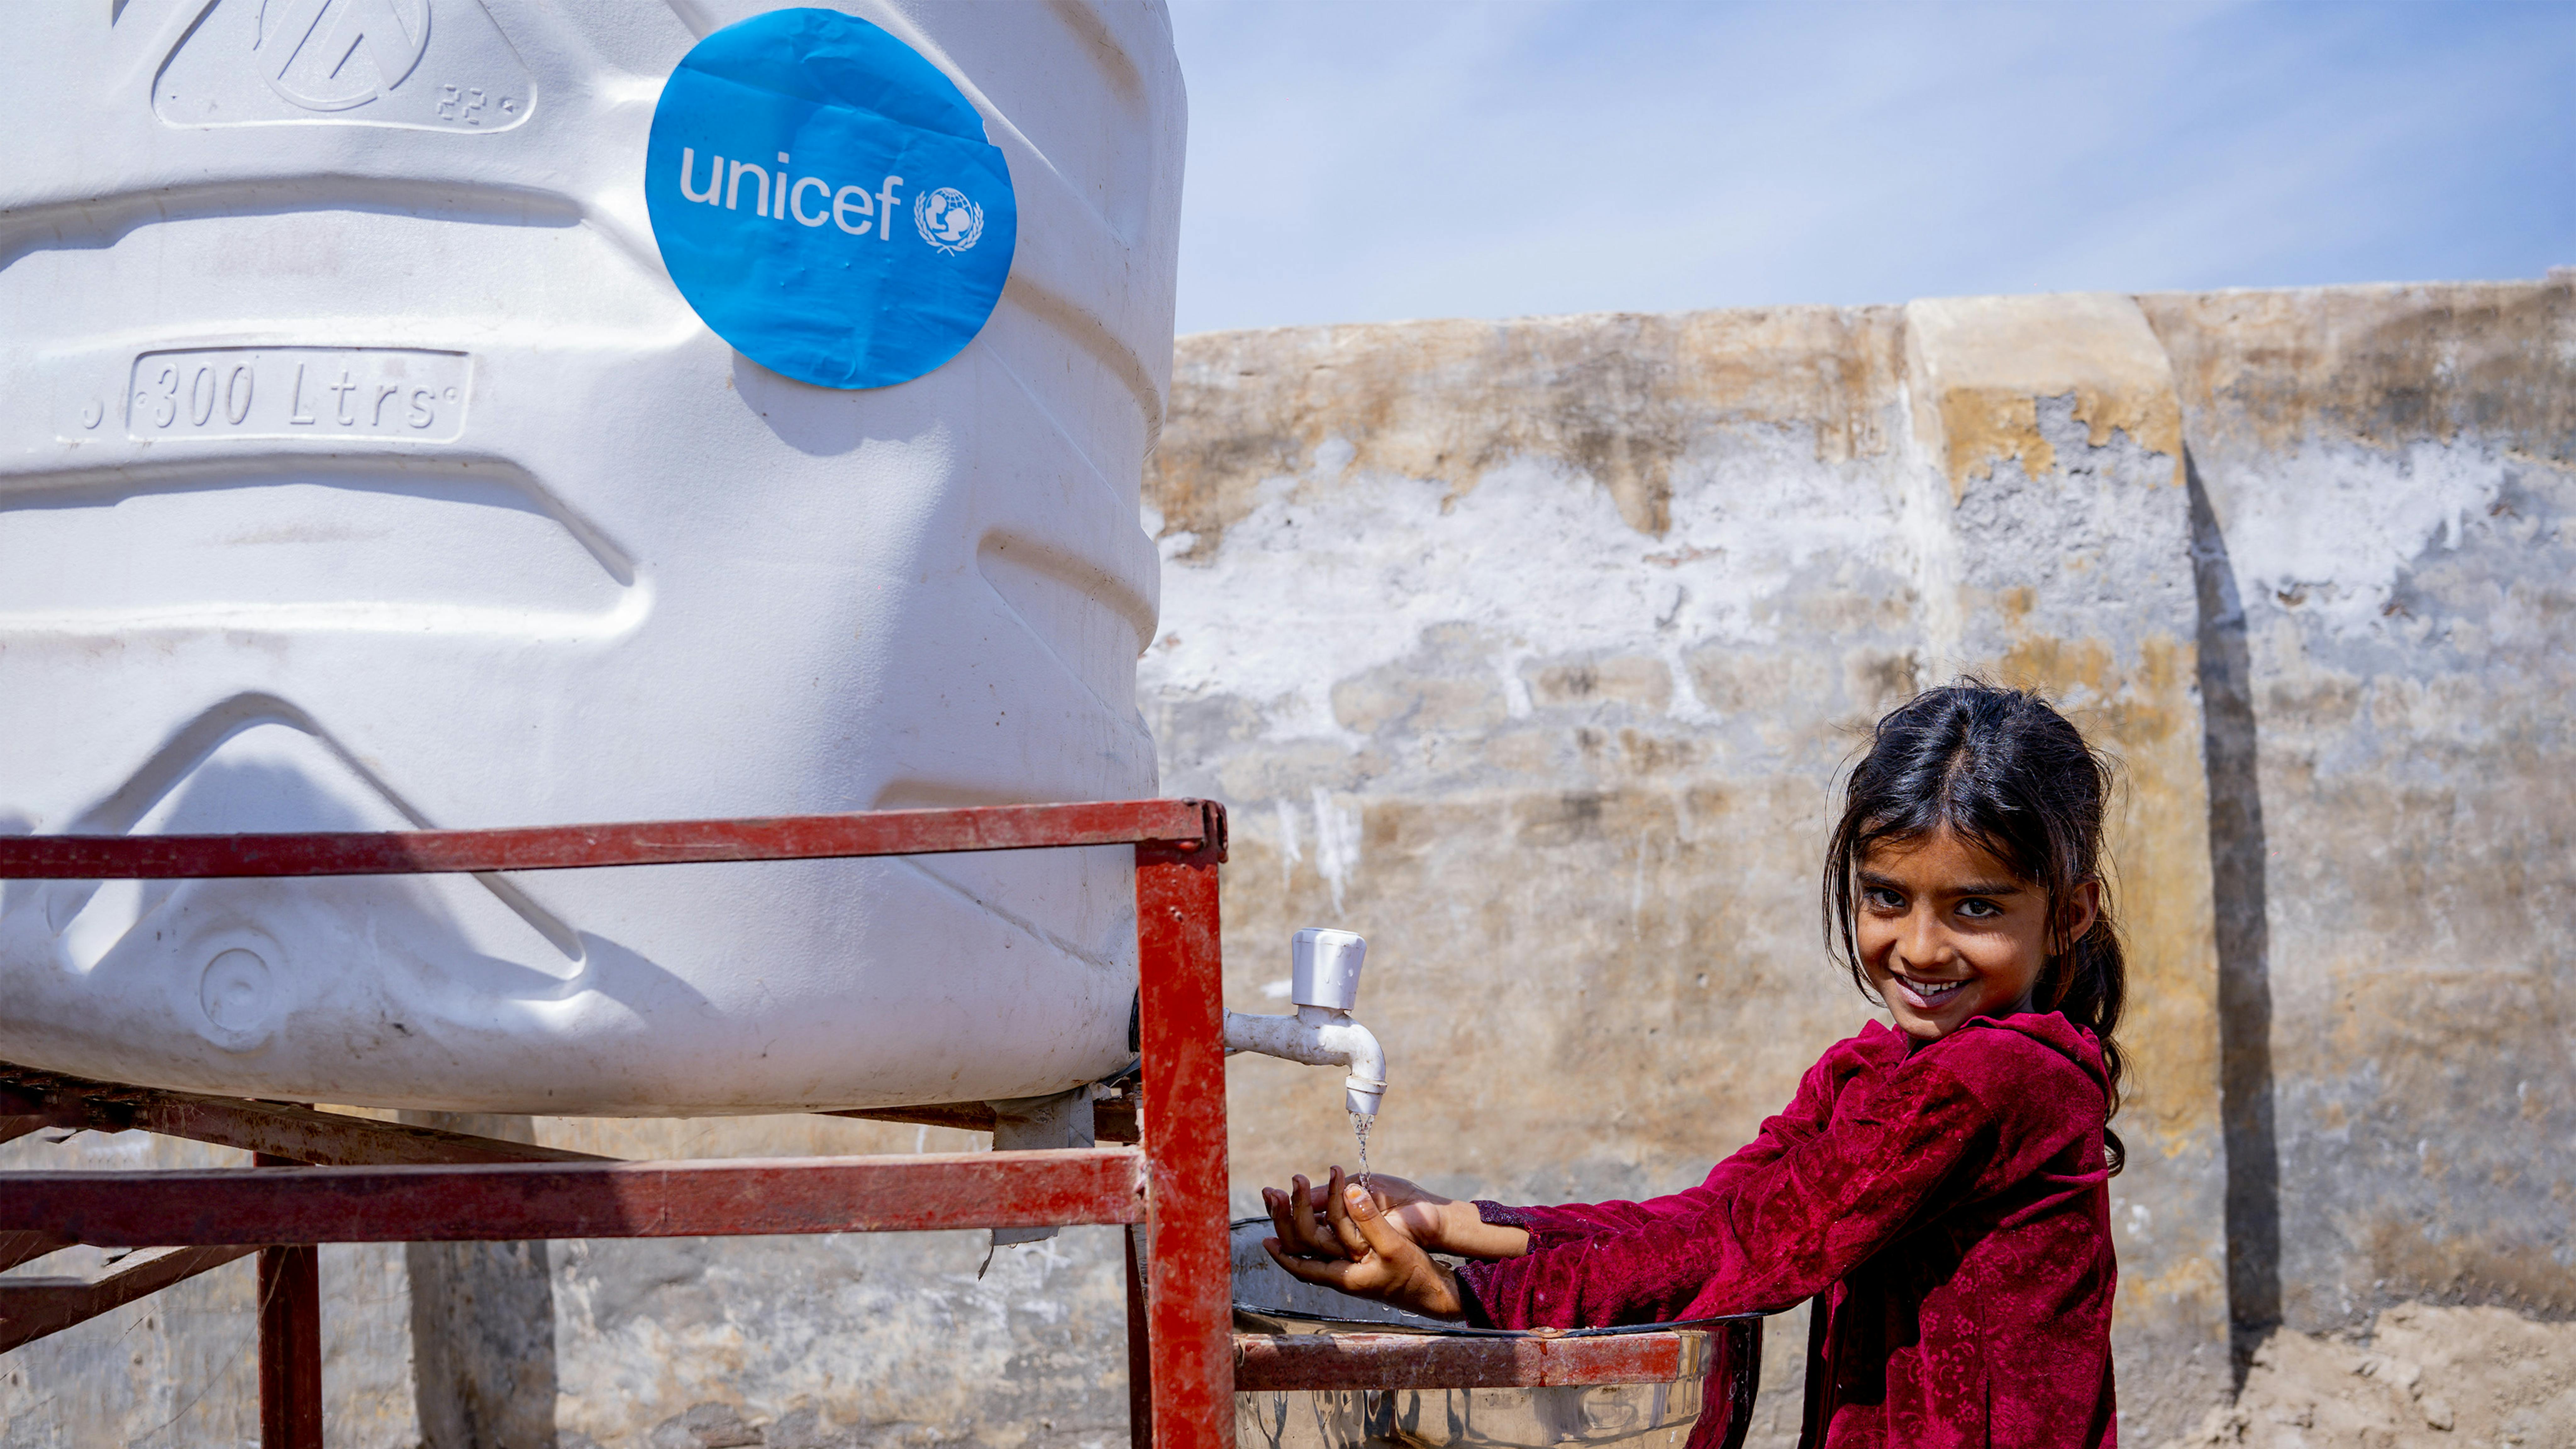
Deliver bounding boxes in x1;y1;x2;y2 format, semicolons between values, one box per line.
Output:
1263;683;2125;1448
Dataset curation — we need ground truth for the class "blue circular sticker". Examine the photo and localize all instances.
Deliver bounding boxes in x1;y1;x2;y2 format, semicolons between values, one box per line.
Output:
645;8;1018;390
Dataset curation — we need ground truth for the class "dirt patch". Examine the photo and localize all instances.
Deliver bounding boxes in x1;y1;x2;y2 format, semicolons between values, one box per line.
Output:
2160;1303;2576;1448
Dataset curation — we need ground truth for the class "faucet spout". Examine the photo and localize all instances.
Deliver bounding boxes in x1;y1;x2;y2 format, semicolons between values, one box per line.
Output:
1324;1013;1386;1119
1222;928;1387;1116
1224;1004;1387;1117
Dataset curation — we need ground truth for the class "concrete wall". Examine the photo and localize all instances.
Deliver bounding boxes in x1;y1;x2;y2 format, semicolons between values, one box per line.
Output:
1145;294;2231;1442
2;277;2567;1448
2139;282;2576;1333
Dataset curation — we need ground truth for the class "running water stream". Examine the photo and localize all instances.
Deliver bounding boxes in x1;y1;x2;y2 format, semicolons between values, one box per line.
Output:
1351;1110;1375;1197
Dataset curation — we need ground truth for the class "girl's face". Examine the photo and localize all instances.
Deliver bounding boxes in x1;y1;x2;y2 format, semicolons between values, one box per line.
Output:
1855;826;2096;1040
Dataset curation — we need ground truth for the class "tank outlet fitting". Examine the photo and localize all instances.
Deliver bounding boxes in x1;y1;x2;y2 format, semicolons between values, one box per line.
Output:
984;1087;1096;1250
1224;928;1386;1116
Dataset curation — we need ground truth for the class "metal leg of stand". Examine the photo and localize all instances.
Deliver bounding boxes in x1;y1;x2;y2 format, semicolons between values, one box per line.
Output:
255;1151;323;1449
257;1244;322;1449
1135;840;1233;1449
1126;1223;1153;1449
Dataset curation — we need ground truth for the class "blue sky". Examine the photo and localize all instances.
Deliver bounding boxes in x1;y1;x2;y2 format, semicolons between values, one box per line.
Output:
1166;0;2576;335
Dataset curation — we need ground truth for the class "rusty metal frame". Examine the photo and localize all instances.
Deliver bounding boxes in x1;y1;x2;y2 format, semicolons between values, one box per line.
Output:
1233;1320;1764;1449
0;796;1760;1449
0;799;1235;1449
1229;1321;1755;1393
0;1063;615;1166
0;1245;258;1355
824;1093;1142;1142
0;1151;1152;1244
0;799;1224;881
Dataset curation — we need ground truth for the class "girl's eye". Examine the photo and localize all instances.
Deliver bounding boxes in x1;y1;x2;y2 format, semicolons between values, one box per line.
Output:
1957;898;2001;919
1863;887;1905;910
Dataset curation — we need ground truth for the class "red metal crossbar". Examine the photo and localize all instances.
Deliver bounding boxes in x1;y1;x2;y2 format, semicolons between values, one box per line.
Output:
1230;1322;1758;1392
0;799;1223;878
0;799;1236;1449
1231;1322;1765;1449
0;1151;1147;1244
0;1068;612;1166
0;1245;258;1355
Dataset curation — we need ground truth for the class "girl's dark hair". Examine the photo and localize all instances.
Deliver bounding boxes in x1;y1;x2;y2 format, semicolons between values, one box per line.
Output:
1823;681;2128;1173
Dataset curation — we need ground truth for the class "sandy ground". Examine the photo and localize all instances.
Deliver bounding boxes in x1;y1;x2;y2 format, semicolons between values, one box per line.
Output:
2159;1304;2576;1449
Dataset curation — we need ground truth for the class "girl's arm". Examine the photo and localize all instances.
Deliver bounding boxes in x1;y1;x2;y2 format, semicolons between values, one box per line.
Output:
1263;1044;1953;1325
1265;1039;1856;1265
1474;1042;1851;1251
1456;1031;2103;1329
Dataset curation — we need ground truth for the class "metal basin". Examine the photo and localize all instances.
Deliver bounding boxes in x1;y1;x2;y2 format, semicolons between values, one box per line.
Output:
1229;1219;1762;1449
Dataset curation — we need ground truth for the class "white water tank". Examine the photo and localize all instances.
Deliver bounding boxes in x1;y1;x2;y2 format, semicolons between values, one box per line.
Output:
0;1;1183;1115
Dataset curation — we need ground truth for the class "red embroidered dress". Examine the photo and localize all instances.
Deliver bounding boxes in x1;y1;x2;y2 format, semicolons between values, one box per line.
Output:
1455;1013;2118;1448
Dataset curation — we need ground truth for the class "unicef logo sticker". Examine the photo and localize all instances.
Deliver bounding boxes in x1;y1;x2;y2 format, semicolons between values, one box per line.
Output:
644;8;1019;390
915;187;984;254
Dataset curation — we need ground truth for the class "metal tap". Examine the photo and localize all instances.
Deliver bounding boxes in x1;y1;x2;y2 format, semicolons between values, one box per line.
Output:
1223;928;1386;1115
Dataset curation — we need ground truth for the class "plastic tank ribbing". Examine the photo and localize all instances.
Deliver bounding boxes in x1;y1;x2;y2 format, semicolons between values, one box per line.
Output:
0;0;1183;1114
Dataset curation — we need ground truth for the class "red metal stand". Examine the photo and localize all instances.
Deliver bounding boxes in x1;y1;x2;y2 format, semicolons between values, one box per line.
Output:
255;1244;323;1449
0;800;1235;1449
0;798;1763;1448
254;1147;324;1449
1135;833;1234;1440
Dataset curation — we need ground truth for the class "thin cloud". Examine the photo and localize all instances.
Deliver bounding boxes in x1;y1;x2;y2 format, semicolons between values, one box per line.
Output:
1170;0;2576;333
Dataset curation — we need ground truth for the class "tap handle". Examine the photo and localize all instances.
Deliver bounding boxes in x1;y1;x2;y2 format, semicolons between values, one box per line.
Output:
1291;927;1366;1012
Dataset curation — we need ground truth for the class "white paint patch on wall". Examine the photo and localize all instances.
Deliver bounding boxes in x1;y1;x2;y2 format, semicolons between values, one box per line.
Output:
1893;385;1968;664
1273;797;1303;889
2219;441;2509;633
1140;422;1906;749
1310;787;1364;915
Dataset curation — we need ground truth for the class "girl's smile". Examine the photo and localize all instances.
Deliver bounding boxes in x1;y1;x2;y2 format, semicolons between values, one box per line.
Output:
1855;826;2097;1039
1888;974;1970;1010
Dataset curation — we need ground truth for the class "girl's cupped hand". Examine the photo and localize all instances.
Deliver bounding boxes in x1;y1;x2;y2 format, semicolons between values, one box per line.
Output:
1262;1171;1532;1263
1260;1166;1468;1320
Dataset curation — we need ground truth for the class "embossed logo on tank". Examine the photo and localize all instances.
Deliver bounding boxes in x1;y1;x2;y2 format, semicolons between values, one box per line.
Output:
257;0;432;112
199;948;277;1046
155;0;532;132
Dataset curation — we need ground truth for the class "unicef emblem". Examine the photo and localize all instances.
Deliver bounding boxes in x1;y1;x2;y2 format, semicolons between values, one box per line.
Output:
914;187;985;254
646;10;1019;388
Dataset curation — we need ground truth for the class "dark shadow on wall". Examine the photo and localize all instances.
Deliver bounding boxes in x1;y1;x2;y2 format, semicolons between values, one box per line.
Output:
2184;451;2281;1383
398;1111;560;1449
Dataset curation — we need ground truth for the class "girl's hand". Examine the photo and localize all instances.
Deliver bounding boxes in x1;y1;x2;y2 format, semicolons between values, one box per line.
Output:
1263;1170;1438;1259
1263;1171;1530;1262
1261;1171;1468;1320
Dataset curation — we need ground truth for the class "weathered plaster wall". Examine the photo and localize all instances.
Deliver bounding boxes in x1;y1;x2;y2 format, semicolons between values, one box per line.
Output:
1142;295;2231;1443
2139;279;2576;1334
4;279;2566;1449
